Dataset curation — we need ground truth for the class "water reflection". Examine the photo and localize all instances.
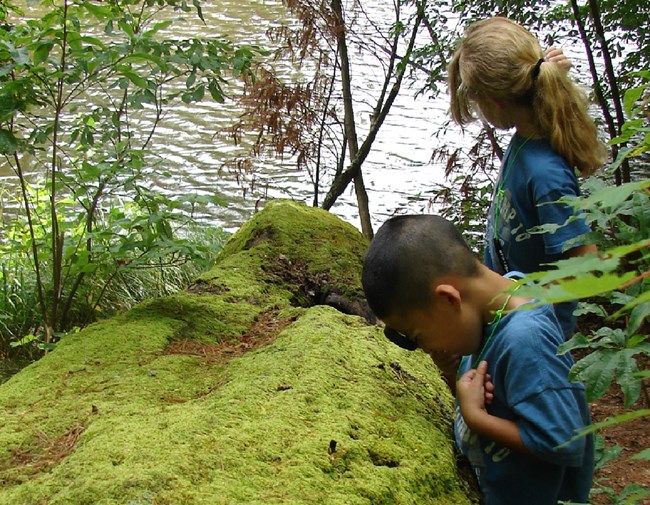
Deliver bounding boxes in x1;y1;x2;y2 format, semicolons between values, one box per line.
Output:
2;0;596;234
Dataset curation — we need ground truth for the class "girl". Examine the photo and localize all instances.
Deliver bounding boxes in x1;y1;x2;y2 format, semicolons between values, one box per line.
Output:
447;16;608;337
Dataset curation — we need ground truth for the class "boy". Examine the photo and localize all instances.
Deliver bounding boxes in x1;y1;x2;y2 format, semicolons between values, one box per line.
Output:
361;214;593;505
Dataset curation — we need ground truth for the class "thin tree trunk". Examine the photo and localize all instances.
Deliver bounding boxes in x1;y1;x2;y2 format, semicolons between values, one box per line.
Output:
322;5;425;211
331;0;373;239
586;0;630;183
570;0;628;185
49;0;70;333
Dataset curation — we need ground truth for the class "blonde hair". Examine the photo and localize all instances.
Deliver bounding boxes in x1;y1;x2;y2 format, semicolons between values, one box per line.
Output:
448;17;607;176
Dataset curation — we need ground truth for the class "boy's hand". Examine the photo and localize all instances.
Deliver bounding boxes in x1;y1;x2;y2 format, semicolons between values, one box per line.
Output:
456;360;528;454
456;361;494;423
545;47;572;73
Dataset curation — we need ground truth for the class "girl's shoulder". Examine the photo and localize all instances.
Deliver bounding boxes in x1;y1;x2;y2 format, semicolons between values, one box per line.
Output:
516;138;578;185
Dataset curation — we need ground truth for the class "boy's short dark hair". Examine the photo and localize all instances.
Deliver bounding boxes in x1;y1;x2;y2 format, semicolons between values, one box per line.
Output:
362;215;480;319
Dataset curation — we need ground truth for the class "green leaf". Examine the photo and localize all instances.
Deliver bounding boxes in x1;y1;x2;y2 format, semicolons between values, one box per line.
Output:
0;128;17;155
628;302;650;336
81;2;112;20
524;254;619;284
150;20;174;34
612;289;650;320
627;334;649;349
574;409;650;437
570;349;618;401
191;84;204;101
557;333;591;355
118;19;135;39
33;41;53;65
616;350;641;407
209;80;224;103
0;93;18;122
192;0;204;22
579;180;650;211
517;271;637;304
10;334;38;347
121;53;169;73
119;69;148;89
608;145;636;171
623;86;645;117
632;448;650;460
9;45;29;66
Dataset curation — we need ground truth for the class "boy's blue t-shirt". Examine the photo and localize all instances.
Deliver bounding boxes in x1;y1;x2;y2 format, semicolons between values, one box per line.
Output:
455;304;594;505
484;134;591;336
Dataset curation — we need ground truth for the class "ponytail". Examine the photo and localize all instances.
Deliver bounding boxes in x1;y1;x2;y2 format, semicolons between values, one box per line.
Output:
532;63;608;176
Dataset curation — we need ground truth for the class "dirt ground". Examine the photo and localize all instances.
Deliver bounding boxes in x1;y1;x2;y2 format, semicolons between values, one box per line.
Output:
570;309;650;505
588;381;650;504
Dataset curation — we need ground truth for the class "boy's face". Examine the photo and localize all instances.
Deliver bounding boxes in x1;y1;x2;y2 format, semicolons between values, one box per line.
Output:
382;294;483;357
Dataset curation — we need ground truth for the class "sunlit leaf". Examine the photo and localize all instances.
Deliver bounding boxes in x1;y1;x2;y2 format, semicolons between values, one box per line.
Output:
578;180;650;210
574;410;650;437
517;272;637;304
0;128;17;155
623;86;645;117
524;254;619;284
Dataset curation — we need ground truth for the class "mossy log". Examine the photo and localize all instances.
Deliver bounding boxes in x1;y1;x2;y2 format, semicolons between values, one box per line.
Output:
0;201;478;504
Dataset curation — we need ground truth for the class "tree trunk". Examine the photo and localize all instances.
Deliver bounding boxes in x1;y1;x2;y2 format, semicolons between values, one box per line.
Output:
322;5;425;212
330;0;374;239
570;0;629;185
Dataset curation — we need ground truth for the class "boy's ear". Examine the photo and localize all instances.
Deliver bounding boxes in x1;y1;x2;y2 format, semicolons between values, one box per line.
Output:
432;283;462;309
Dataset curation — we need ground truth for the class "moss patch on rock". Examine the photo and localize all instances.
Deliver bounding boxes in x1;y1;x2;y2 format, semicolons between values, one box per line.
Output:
0;200;478;504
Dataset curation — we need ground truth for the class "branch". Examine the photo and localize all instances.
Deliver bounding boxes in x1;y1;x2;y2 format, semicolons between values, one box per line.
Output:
586;0;630;182
321;4;425;210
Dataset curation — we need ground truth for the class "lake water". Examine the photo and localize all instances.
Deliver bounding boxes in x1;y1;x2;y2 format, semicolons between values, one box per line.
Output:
144;0;471;232
0;0;601;234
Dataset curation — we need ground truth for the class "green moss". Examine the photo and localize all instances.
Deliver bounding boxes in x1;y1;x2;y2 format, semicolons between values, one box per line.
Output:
212;200;368;299
0;201;478;504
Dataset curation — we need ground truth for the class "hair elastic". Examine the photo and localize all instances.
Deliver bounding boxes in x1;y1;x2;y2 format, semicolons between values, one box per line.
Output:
532;58;545;79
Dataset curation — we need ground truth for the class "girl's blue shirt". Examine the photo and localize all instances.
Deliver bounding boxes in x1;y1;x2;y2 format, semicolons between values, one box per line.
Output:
484;133;591;336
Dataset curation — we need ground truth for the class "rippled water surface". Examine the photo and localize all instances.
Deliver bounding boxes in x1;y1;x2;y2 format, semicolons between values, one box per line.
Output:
1;0;597;233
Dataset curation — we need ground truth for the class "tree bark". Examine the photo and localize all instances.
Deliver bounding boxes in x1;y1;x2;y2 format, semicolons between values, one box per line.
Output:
586;0;630;183
322;4;425;212
330;0;373;239
570;0;629;185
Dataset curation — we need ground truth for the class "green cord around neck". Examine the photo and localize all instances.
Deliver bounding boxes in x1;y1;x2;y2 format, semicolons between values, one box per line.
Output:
470;283;522;370
493;135;533;239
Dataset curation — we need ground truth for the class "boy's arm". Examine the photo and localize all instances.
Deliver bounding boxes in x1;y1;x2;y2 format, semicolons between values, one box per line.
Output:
456;360;530;455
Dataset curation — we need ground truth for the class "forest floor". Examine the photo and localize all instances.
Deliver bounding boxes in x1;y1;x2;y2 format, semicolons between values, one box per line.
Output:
575;308;650;505
588;380;650;504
